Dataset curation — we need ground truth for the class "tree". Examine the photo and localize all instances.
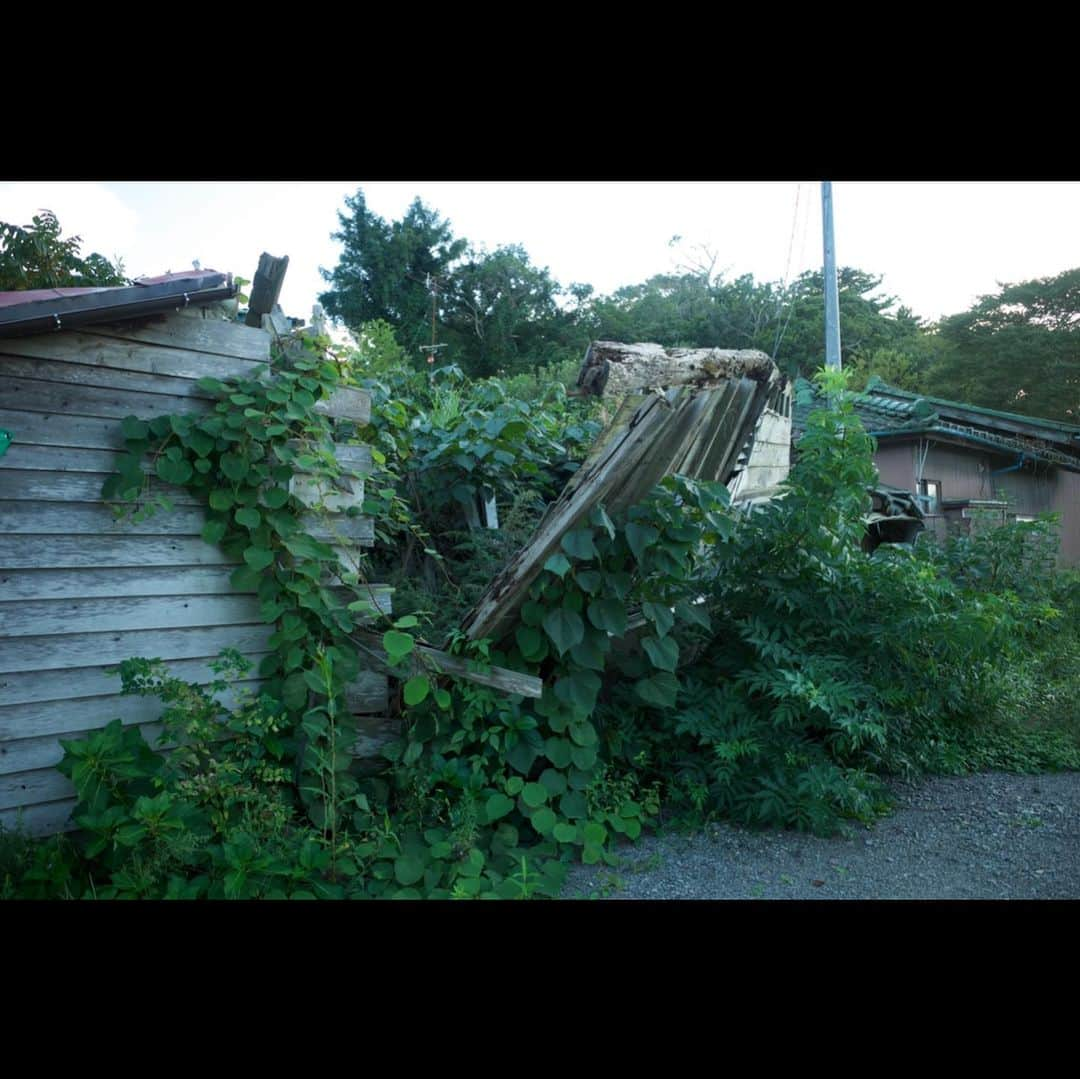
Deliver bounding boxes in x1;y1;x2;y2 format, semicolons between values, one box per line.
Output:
927;268;1080;421
318;190;467;359
0;209;127;291
444;244;588;377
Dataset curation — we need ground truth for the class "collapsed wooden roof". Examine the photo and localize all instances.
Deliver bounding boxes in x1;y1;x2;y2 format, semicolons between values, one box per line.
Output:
459;342;785;645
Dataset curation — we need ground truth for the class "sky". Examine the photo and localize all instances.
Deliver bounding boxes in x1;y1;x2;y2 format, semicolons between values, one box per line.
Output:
1;181;1078;330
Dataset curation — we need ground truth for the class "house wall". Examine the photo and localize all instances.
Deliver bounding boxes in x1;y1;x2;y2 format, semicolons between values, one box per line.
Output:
871;436;1080;567
0;310;383;836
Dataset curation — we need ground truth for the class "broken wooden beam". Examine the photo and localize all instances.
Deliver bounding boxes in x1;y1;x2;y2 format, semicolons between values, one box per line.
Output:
577;341;776;401
350;629;543;699
245;253;290;327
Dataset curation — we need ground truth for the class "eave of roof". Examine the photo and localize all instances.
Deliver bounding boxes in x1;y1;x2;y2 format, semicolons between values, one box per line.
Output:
0;270;236;339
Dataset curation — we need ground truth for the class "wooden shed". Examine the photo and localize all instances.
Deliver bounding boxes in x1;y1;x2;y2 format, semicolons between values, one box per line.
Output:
0;267;388;836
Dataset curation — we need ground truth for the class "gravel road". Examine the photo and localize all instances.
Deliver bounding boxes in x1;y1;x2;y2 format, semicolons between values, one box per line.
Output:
560;771;1080;900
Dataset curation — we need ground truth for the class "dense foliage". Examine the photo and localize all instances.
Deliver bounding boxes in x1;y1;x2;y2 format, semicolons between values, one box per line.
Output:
3;350;1077;899
928;267;1080;422
0;209;127;291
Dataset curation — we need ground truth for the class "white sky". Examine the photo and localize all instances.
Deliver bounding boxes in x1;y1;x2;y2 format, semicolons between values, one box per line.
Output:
1;181;1078;329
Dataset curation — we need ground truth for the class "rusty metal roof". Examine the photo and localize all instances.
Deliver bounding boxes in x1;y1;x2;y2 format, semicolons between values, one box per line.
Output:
0;270;235;338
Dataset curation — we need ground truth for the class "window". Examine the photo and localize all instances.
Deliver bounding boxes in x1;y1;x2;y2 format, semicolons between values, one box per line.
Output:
918;478;941;513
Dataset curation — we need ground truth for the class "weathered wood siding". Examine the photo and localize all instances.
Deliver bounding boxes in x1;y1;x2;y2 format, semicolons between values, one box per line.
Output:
0;310;384;836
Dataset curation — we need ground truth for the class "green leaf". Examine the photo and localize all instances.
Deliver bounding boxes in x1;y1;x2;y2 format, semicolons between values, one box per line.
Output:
244;546;275;572
674;598;712;630
403;675;430;707
383;630;415;663
209;489;234;512
539;769;568;798
642;601;675;638
553;822;578;844
635;672;680;709
543;552;572;578
515;625;546;661
394;854;426;886
544;737;573;769
485;793;514;822
235;507;261;530
261;487;290;510
520;601;545;627
554;671;602;714
559;790;588;819
542;608;584;656
522;783;548;808
201;519;227;545
530;806;557;835
120;416;149;441
220;453;247;482
625;521;659;563
587;597;628;636
568;719;598;747
155;456;193;486
569;631;606;671
561;529;598;561
575;570;603;594
642;634;679;672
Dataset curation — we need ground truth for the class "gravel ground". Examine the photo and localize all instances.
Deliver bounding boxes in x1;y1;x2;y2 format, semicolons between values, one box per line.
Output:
560;771;1080;900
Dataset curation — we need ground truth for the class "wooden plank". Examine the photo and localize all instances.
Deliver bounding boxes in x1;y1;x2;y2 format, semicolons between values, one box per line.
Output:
0;355;214;400
0;798;76;837
0;623;275;675
301;514;375;545
0;374;211;422
0;408;126;452
0;442;126;473
246;254;290;327
285;440;372;477
0;566;242;602
290;474;364;512
1;501;208;535
0;594;267;639
261;308;293;337
352;715;400;759
0;328;266;381
314;387;371;424
0;723;165;776
0;768;74;812
350;629;543;699
89;312;271;362
0;468;199;504
344;671;390;717
0;653;270;707
0;535;233;569
0;681;260;748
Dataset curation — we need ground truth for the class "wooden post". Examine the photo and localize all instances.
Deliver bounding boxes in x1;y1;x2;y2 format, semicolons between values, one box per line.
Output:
245;253;290;327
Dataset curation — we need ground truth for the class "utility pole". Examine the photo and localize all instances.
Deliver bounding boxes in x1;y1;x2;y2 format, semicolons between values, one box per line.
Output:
821;181;842;371
419;273;447;366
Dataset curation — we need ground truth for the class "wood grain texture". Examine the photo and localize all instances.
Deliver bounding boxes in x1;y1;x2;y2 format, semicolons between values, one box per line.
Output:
0;624;276;675
0;798;77;836
0;327;267;380
0;469;199;504
0;375;211;422
0;354;214;400
313;387;371;424
0;594;266;639
0;535;234;569
1;501;208;536
89;313;271;362
0;654;270;707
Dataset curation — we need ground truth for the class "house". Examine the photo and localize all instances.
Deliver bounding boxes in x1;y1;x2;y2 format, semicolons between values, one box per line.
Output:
793;376;1080;566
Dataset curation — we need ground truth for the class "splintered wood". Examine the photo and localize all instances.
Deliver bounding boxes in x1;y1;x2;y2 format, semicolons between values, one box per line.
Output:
459;342;783;645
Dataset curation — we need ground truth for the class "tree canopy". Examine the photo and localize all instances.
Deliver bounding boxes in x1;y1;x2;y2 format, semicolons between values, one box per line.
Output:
927;268;1080;421
0;209;127;291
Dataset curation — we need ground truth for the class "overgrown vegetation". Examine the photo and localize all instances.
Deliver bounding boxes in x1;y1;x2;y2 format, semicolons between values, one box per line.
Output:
0;209;127;291
3;340;1077;898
